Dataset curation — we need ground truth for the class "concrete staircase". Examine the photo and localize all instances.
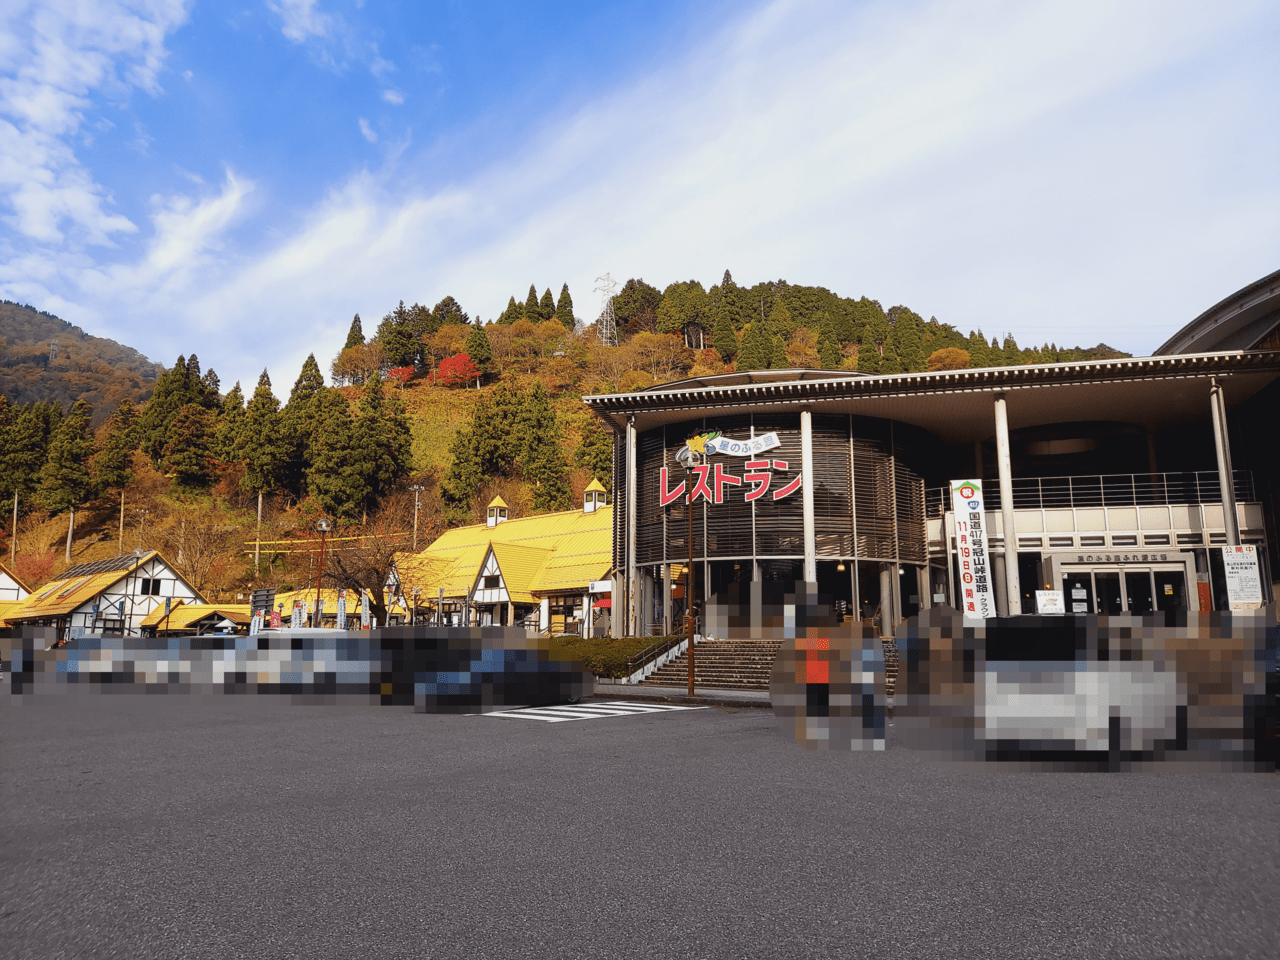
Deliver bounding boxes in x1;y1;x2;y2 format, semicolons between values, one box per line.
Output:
642;640;781;691
640;638;901;695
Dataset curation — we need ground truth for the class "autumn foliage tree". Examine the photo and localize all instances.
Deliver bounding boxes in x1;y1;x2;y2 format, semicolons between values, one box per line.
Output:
433;353;481;387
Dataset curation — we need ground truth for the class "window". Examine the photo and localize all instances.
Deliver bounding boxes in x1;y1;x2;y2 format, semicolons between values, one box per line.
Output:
139;578;162;596
482;575;500;590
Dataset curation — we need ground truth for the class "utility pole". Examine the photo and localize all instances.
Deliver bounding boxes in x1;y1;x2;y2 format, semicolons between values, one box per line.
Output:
410;484;425;551
118;490;125;554
10;492;17;570
255;490;263;576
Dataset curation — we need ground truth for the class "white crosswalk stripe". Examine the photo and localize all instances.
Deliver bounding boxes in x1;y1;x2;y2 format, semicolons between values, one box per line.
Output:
481;700;708;723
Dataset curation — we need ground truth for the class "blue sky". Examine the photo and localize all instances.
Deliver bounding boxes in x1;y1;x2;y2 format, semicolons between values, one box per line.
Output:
1;0;1276;395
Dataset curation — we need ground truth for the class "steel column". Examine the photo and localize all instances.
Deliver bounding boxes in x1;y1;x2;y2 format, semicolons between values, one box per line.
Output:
1209;378;1240;545
800;408;816;583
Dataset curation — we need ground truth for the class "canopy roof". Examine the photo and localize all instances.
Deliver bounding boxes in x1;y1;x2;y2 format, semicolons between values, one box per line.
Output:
140;601;251;631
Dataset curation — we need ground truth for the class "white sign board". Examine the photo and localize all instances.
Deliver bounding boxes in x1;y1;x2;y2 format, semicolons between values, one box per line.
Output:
588;580;612;594
951;479;995;619
1035;590;1065;615
1221;545;1263;610
703;432;780;457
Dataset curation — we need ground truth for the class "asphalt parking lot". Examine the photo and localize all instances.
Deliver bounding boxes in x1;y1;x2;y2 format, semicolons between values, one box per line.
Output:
2;691;1276;960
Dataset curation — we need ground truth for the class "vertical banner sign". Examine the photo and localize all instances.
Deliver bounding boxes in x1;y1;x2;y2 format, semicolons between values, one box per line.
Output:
951;479;995;618
1221;545;1263;610
315;599;324;626
360;590;371;628
337;589;348;631
249;611;261;636
270;607;282;629
290;601;302;628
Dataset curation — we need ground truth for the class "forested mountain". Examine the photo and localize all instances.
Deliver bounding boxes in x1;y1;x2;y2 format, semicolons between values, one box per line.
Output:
0;301;163;426
2;270;1129;599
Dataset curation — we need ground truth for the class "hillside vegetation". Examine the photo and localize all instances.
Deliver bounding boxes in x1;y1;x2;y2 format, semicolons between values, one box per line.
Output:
0;271;1127;609
0;301;164;426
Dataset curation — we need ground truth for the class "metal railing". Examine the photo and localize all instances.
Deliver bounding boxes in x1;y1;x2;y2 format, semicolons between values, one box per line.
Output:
625;634;687;676
925;470;1255;519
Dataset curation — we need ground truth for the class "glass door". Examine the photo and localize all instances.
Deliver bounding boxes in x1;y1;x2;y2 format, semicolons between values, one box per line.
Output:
1095;572;1124;614
1062;573;1093;614
1152;570;1187;612
1124;571;1155;614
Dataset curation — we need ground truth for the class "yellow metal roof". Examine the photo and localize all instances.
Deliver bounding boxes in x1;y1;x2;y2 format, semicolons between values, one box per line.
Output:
584;478;606;493
140;601;252;630
6;551;205;621
407;505;613;600
488;495;508;508
0;598;26;626
486;542;553;604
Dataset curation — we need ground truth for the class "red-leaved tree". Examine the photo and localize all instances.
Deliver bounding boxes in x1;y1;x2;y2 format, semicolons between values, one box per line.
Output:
387;366;415;387
433;353;480;387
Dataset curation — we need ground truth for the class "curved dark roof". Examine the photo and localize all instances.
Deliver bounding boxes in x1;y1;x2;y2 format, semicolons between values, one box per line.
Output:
1155;267;1280;355
642;367;870;391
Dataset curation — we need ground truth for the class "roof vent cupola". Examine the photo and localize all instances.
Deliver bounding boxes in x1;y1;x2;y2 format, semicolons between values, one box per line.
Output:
487;496;509;528
583;478;607;514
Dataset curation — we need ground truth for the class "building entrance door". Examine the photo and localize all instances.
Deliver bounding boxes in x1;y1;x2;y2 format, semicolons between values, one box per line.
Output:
1060;565;1190;614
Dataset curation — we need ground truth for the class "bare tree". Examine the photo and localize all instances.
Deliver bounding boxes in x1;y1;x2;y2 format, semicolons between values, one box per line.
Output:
155;500;242;597
322;508;413;624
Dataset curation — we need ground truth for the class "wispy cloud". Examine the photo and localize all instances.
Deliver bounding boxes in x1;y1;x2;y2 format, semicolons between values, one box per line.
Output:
267;0;331;44
0;0;189;246
381;89;404;105
3;0;1276;393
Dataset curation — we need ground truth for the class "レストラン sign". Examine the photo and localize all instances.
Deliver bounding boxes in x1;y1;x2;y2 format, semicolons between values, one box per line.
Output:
661;432;800;505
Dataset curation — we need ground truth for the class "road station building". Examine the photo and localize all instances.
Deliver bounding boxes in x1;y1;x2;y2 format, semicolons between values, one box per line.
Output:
586;269;1280;638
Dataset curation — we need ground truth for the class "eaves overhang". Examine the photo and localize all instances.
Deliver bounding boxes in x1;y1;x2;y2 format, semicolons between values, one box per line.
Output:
582;350;1280;443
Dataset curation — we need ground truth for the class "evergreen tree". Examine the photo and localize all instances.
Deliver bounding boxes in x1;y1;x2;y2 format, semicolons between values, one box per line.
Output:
241;370;283;495
200;369;222;407
1002;333;1022;365
38;399;94;514
514;382;570;511
878;344;905;375
162;404;216;495
93;399;138;495
554;283;575;330
463;322;492;373
375;300;422;369
769;335;788;369
498;296;523;325
538;287;556;323
353;374;411;513
889;309;925;372
431;295;469;331
278;354;327;495
712;309;738;362
38;399;94;560
766;301;794;339
344;314;366;350
967;330;992;368
573;419;614;490
1;403;55;514
307;390;366;519
138;354;195;466
856;343;881;374
816;314;841;370
524;285;540;319
735;322;770;372
214;382;246;462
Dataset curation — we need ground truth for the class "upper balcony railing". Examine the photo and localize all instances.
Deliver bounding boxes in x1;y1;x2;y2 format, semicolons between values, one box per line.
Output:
925;471;1256;519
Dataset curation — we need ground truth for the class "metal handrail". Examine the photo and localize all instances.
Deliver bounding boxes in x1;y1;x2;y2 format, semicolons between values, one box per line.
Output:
625;634;686;675
925;470;1255;518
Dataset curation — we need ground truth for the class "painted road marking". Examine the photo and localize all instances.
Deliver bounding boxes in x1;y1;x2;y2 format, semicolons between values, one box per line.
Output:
482;701;709;723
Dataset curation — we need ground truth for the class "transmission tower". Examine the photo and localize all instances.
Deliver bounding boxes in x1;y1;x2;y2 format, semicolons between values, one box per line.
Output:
593;273;620;347
49;339;58;361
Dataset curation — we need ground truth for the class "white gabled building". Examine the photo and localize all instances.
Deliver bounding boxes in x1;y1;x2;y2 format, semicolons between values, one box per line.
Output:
5;551;207;640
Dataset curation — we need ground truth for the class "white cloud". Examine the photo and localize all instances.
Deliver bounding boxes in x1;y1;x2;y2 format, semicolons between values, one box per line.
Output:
0;0;188;245
6;0;1278;392
182;69;192;81
381;89;403;105
267;0;330;44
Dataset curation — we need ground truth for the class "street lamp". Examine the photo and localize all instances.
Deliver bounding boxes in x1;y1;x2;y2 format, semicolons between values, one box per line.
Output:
409;484;426;551
315;517;332;628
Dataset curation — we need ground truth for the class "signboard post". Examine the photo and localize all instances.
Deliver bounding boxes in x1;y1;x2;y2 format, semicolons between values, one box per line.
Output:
1035;590;1065;615
950;479;995;619
1221;545;1263;610
337;589;347;630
